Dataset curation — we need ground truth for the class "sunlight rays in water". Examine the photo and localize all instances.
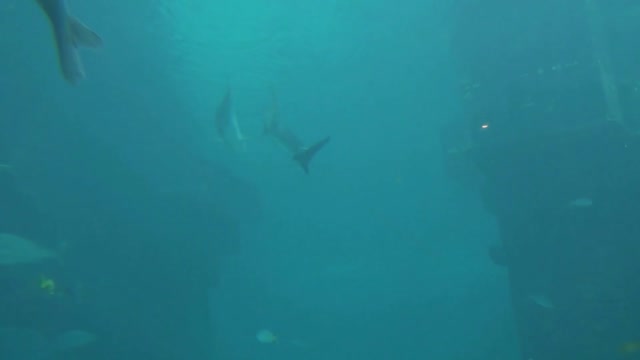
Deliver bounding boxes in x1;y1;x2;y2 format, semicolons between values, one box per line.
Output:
155;0;290;87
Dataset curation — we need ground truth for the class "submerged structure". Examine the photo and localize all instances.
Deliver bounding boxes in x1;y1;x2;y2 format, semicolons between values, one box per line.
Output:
445;1;640;359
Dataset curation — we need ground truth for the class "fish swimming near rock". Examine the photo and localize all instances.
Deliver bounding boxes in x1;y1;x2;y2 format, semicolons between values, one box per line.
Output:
264;89;330;174
214;87;248;152
35;0;103;84
0;233;56;265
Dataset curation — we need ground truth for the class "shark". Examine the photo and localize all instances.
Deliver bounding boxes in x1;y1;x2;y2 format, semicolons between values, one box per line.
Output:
35;0;103;84
264;90;330;174
214;87;248;152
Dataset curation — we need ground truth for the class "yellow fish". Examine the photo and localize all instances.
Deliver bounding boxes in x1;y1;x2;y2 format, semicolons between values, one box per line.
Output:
39;276;57;295
619;341;640;354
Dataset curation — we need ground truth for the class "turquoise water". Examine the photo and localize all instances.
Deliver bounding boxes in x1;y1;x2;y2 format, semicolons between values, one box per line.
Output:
0;1;517;359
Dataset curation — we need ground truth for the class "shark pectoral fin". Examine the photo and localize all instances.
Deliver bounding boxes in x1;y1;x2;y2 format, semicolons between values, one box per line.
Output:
68;16;102;48
293;136;330;174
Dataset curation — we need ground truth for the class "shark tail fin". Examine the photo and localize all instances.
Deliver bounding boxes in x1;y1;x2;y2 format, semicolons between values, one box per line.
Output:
57;16;101;84
68;16;102;48
293;136;330;174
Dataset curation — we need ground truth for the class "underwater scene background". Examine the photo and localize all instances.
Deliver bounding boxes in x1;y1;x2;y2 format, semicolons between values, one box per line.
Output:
5;1;639;359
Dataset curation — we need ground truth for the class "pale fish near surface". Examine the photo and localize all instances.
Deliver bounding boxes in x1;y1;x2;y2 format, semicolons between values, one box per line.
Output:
568;197;593;207
528;294;554;309
256;329;278;344
0;233;57;265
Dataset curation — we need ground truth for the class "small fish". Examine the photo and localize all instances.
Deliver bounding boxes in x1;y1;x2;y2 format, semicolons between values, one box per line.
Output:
256;329;278;344
0;233;56;265
39;276;57;295
569;197;593;208
528;294;554;309
35;0;103;84
619;341;640;354
38;275;77;299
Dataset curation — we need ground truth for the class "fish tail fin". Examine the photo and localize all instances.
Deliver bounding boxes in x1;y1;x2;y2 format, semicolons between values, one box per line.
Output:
68;16;102;48
293;136;330;174
57;16;102;84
